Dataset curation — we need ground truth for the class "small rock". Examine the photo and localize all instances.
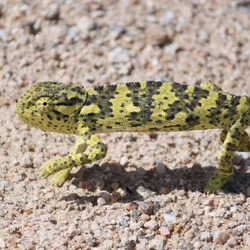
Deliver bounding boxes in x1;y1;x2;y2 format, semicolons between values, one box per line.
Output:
140;214;150;221
200;232;212;242
148;235;165;250
202;244;210;250
0;181;13;191
227;221;236;228
13;175;23;183
120;155;128;166
193;241;201;249
0;29;8;43
243;233;250;246
213;230;230;244
0;238;6;248
136;186;155;199
164;42;180;54
9;224;20;234
109;24;125;40
146;24;173;46
230;206;237;213
160;11;176;25
44;4;60;21
126;202;138;211
116;188;127;197
39;214;51;222
97;197;106;206
100;192;111;202
144;219;158;230
156;162;167;174
227;236;237;248
118;215;129;227
77;16;96;32
234;225;247;235
158;226;170;236
67;224;76;238
84;1;103;10
108;47;130;63
139;201;154;215
58;146;68;156
177;153;192;164
137;167;146;176
0;220;10;228
28;173;37;181
131;210;142;218
163;213;176;223
237;1;250;14
27;20;41;35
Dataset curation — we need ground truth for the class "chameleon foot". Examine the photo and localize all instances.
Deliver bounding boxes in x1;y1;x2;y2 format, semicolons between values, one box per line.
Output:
51;168;71;186
204;171;230;194
39;157;76;186
39;158;62;178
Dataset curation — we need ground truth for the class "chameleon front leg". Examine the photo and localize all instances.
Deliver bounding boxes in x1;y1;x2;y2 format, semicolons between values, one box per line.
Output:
39;126;107;186
205;120;246;193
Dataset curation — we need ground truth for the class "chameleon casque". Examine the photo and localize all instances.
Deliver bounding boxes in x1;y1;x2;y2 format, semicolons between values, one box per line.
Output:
16;80;250;193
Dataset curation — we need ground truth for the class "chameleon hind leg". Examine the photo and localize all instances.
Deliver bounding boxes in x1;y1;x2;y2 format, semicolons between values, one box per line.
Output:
39;126;107;186
205;120;246;194
220;129;250;152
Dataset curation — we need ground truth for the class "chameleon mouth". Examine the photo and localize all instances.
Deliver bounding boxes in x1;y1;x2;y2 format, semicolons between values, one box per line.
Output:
16;100;39;125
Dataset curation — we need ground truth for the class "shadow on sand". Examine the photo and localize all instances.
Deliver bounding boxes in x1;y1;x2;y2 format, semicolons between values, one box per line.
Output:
61;154;249;205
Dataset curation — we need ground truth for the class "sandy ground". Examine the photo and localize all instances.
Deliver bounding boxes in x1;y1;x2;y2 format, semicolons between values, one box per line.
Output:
0;0;250;249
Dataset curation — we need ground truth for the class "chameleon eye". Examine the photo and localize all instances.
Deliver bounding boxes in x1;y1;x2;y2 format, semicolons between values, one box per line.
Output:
43;102;48;106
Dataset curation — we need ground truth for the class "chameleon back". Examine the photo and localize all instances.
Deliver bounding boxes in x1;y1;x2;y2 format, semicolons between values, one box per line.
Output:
80;81;242;133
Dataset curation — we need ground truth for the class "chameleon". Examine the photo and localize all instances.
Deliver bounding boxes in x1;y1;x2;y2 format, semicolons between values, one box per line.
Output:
15;80;250;194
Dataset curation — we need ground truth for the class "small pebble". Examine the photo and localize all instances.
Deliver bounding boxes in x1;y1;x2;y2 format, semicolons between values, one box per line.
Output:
144;219;158;230
76;16;96;32
158;226;170;236
156;162;167;174
44;4;60;20
200;232;212;242
139;201;154;215
234;225;247;235
120;155;128;166
126;202;138;211
227;236;237;248
145;24;173;46
213;230;230;244
97;197;106;206
108;47;130;63
28;173;37;181
163;213;177;223
109;24;125;40
148;235;165;250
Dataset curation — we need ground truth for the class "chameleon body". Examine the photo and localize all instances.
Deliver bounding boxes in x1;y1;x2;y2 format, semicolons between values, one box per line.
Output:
16;80;250;193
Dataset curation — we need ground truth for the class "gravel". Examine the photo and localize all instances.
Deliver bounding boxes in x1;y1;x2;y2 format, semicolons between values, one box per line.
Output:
0;0;249;249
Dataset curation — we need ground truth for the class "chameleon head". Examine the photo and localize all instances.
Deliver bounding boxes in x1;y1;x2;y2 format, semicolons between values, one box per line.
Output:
16;82;87;134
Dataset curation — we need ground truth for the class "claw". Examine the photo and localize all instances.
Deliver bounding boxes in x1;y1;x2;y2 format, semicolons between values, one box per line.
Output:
204;183;218;194
39;159;57;178
51;168;71;187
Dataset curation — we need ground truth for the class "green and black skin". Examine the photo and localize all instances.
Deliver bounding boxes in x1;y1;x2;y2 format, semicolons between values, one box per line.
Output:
16;80;250;193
